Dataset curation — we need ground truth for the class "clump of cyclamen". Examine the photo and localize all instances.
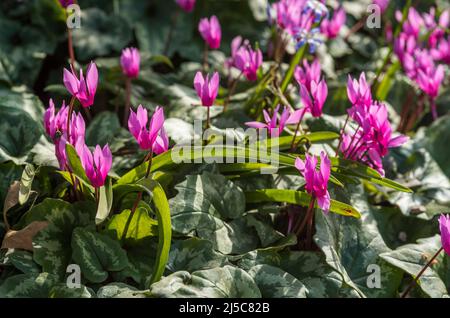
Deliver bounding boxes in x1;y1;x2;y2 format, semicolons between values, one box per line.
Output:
295;151;331;213
44;99;85;169
340;73;408;176
45;61;113;188
227;37;263;81
198;15;221;49
393;7;449;119
120;47;140;79
268;0;346;53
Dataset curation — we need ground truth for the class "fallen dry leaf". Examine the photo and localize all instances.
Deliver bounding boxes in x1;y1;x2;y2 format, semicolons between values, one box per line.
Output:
1;221;49;251
3;181;20;230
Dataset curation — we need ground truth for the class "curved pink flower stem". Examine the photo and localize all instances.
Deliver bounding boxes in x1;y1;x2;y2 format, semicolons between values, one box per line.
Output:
294;197;315;237
123;77;132;127
401;247;443;298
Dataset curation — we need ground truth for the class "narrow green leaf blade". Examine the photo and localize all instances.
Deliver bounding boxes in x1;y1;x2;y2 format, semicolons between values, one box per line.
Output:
245;189;361;218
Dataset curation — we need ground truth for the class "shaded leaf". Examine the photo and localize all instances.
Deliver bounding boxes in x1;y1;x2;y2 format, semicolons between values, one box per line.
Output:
71;227;129;284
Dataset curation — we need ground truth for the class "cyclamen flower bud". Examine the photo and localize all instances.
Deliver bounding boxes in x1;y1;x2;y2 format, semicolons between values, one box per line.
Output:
120;47;140;79
198;15;221;49
176;0;196;13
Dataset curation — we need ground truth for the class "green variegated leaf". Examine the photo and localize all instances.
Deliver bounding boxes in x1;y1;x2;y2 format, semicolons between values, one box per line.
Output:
380;235;450;298
314;184;404;298
49;284;95;298
237;249;362;298
97;283;149;298
0;272;58;298
71;227;129;284
21;199;95;279
248;264;309;298
150;265;261;298
167;238;229;273
0;249;40;275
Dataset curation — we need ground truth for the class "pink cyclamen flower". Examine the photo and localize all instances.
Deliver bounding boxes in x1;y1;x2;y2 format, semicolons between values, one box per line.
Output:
417;64;445;119
320;7;346;39
245;105;303;137
396;8;423;38
176;0;196;12
198;15;221;49
120;47;140;79
431;37;450;64
75;141;112;188
63;62;98;108
372;0;389;13
417;64;445;99
295;151;331;213
299;79;328;117
439;214;450;256
128;105;165;151
347;73;372;107
194;71;219;107
341;101;408;176
225;36;245;69
153;127;169;155
234;44;263;81
59;0;74;8
44;99;68;140
295;59;322;91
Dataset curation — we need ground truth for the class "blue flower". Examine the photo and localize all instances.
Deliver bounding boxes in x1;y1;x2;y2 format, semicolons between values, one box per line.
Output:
294;28;322;53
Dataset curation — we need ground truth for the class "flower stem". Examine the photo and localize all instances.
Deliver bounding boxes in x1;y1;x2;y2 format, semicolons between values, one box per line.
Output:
372;0;412;90
95;186;99;206
271;45;307;108
121;150;154;243
290;108;307;152
66;96;76;142
335;114;349;156
294;197;315;237
343;124;361;159
67;27;76;72
223;72;243;113
206;106;211;130
401;247;443;298
202;43;209;72
123;77;132;127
